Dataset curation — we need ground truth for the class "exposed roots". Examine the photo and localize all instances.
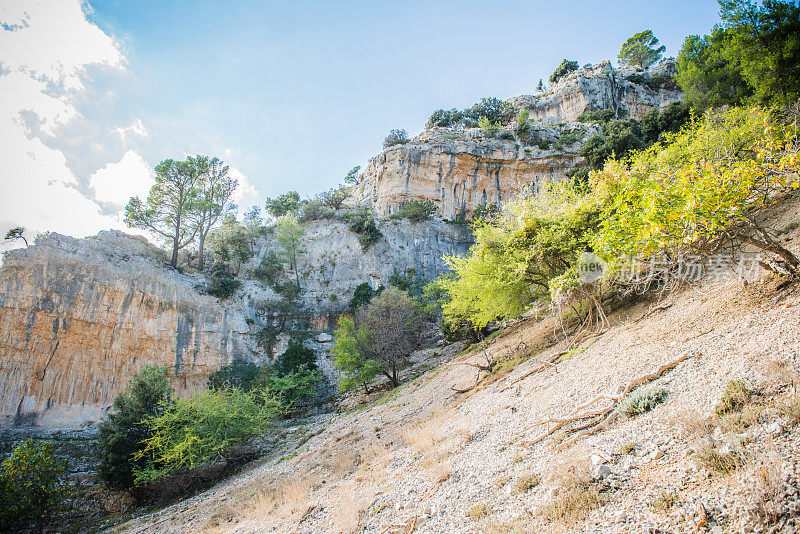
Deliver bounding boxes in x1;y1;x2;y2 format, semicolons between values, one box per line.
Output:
522;352;696;449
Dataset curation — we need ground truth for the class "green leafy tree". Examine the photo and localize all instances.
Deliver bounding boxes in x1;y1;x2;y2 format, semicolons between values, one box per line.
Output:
465;97;515;126
718;0;800;105
676;29;752;111
276;217;305;287
98;365;172;490
355;288;423;386
537;79;544;91
390;199;437;222
549;59;579;83
187;157;237;270
208;360;260;391
252;250;283;286
317;185;351;210
265;191;302;218
4;226;27;247
350;282;383;311
344;166;361;184
0;440;67;532
332;316;380;393
618;30;666;68
209;215;255;275
426;108;463;128
125;157;204;267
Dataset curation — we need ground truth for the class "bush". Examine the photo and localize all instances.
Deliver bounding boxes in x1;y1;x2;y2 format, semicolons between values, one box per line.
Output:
383;129;409;148
341;208;383;250
427;108;463;129
99;366;172;490
0;440;67;532
472;202;500;221
252;251;283;286
208;360;260;391
478;116;501;136
207;263;241;299
350;282;384;311
425;98;514;129
316;186;350;211
549;59;579;84
390;199;437;222
625;73;679;91
132;387;279;485
617;386;667;417
265;191;302;218
516;109;530;132
298;199;335;222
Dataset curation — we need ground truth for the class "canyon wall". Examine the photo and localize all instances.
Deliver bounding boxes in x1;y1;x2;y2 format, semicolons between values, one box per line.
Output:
0;220;472;428
351;59;682;218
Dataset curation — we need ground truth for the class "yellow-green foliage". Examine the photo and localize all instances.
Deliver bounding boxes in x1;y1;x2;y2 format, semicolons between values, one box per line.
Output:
441;106;800;329
441;183;598;328
133;388;280;484
715;379;752;416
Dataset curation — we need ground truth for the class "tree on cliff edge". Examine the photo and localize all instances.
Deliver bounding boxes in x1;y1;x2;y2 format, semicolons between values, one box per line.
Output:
188;157;237;270
618;30;666;68
125;157;204;267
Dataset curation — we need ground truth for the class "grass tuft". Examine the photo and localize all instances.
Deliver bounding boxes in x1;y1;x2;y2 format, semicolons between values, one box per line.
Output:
715;380;751;416
617;386;668;417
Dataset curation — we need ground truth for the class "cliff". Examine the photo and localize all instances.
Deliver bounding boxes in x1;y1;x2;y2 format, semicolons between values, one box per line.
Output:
0;219;472;428
0;231;252;427
350;59;681;218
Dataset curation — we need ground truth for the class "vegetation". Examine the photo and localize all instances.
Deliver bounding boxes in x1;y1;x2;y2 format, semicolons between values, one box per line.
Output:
344;165;361;184
350;282;384;311
206;262;241;299
617;386;668;417
132;387;280;484
208;214;256;275
478;116;501;136
334;287;423;388
4;226;27;247
390;199;437;222
208;359;261;391
265;191;302;218
252;251;283;286
715;380;752;416
0;440;67;532
276;217;305;287
383;129;410;148
439;104;800;334
677;0;800;109
98;366;172;490
126;156;236;267
549;59;579;84
426;97;515;129
617;30;666;68
341;207;383;250
317;185;351;211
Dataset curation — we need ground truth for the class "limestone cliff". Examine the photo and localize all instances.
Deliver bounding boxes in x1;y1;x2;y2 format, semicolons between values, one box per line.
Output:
350;59;681;218
0;231;252;427
0;220;471;428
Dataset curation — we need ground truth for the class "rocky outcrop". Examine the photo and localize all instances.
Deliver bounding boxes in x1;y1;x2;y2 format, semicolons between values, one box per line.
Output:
0;220;472;428
351;59;682;218
0;231;252;428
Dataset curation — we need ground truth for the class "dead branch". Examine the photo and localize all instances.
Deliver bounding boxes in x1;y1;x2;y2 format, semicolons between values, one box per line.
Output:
522;352;696;449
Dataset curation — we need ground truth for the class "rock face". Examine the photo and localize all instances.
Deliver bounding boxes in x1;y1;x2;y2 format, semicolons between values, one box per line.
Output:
0;231;252;428
351;59;682;219
0;220;472;428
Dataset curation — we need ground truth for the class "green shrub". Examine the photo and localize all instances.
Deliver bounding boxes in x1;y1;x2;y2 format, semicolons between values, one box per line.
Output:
264;191;302;218
207;263;241;299
252;251;282;286
478;116;501;136
472;202;500;221
537;140;551;150
625;73;679;91
425;98;514;129
617;386;667;417
208;360;260;391
132;387;279;485
516;109;530;132
98;366;172;489
427;108;463;129
350;282;384;311
298;199;335;222
341;208;383;250
0;440;67;532
715;380;752;416
549;59;579;84
383;129;409;148
390;199;437;222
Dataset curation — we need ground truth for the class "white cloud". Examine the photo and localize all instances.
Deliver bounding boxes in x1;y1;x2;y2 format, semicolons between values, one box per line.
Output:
90;149;153;207
113;118;148;142
0;0;135;239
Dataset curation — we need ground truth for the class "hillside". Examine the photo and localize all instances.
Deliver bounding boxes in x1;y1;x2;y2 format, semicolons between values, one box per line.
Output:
119;198;800;534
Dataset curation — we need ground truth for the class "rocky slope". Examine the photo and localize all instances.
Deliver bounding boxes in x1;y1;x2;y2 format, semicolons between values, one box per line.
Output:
350;60;681;219
0;218;471;428
118;198;800;534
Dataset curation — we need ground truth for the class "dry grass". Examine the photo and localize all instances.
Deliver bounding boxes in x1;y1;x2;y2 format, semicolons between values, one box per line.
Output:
750;449;784;524
718;403;763;433
650;490;678;512
715;380;752;416
466;502;492;520
695;446;743;474
618;441;636;455
540;455;605;523
779;395;800;425
513;472;542;493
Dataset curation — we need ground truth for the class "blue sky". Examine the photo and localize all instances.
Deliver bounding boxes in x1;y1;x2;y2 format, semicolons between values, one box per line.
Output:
0;0;722;242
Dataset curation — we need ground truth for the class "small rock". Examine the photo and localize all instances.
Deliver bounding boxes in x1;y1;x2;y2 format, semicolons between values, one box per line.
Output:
316;332;333;343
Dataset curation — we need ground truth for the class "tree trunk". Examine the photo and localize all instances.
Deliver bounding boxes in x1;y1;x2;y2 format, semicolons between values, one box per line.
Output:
737;234;799;272
171;234;179;267
198;232;206;270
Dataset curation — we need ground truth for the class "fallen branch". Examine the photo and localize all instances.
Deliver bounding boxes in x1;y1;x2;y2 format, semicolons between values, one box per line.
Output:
522;352;697;449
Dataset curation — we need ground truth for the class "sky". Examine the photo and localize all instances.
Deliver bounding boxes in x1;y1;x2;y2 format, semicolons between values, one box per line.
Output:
0;0;723;248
